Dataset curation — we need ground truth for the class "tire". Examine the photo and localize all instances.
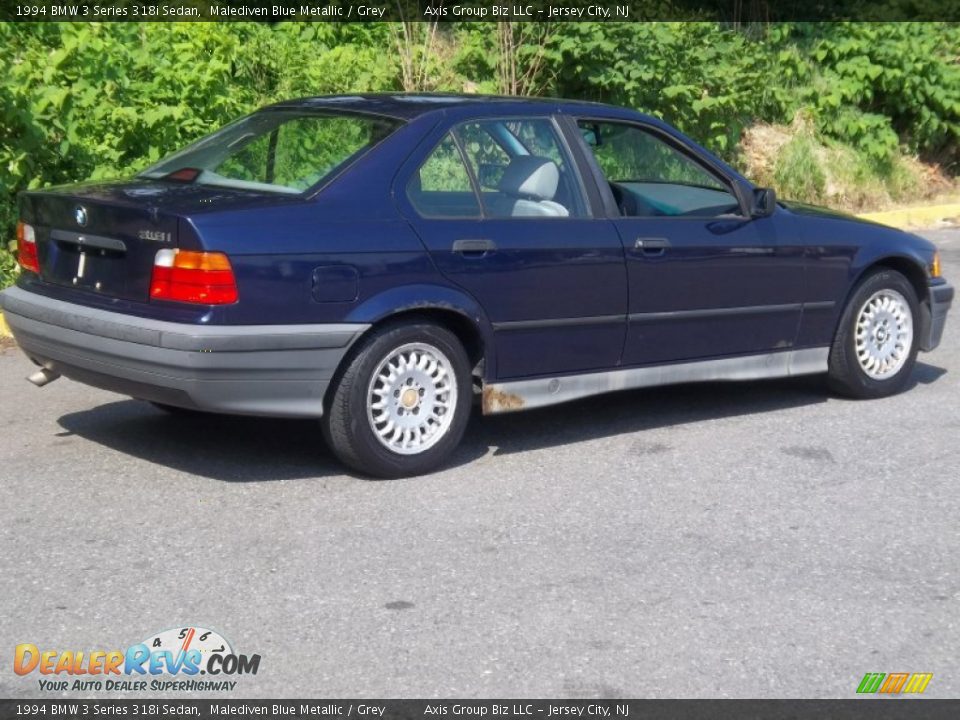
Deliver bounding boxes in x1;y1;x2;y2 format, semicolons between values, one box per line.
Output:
322;321;472;478
827;268;920;399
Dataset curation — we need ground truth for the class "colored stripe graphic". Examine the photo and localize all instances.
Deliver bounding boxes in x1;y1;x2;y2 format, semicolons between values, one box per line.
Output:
857;672;933;694
857;673;885;693
879;673;910;693
903;673;934;694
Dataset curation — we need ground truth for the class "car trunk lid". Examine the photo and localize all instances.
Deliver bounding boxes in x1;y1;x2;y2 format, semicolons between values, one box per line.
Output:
18;179;297;303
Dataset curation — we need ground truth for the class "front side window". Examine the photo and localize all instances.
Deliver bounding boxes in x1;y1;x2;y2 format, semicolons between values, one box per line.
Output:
578;121;741;218
407;118;588;220
141;111;402;195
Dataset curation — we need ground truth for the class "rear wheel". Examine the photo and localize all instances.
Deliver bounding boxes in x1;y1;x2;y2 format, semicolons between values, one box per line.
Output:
322;321;472;478
827;268;919;399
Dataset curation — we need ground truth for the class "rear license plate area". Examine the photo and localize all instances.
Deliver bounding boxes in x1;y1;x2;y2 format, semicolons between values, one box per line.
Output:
46;238;127;294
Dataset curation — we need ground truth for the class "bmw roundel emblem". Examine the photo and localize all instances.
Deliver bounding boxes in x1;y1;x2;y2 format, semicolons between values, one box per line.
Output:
74;205;88;227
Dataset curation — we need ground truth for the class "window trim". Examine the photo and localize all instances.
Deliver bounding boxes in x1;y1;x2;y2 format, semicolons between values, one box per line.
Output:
140;108;405;200
556;114;613;218
404;115;593;221
570;117;751;220
406;130;484;220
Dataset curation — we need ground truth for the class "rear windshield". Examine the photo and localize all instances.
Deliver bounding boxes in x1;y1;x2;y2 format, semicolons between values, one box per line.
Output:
140;110;402;195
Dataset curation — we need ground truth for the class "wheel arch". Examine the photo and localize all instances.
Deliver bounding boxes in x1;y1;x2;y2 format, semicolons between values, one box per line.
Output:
860;255;929;304
836;253;931;343
340;283;495;378
365;307;486;371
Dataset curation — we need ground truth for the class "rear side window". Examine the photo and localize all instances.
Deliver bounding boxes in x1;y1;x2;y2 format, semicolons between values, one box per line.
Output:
408;118;588;220
456;119;587;219
407;133;481;218
141;111;402;195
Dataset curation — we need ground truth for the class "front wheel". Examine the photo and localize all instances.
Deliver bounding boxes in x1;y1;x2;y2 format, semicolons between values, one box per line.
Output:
322;321;472;478
827;268;920;399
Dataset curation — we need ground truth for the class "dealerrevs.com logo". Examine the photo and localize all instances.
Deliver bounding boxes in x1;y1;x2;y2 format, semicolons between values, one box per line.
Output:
14;626;261;693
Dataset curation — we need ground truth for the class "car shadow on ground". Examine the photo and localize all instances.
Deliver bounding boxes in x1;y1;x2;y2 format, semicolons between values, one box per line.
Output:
56;362;947;483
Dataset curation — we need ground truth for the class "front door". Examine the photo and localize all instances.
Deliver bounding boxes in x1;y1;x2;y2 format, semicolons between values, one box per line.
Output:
401;117;628;380
573;119;804;367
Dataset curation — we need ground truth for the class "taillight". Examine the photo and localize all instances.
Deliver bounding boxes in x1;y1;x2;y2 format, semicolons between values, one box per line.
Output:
150;249;238;305
16;221;40;274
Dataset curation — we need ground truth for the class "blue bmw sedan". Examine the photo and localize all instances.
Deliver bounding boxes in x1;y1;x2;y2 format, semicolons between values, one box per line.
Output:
1;94;953;477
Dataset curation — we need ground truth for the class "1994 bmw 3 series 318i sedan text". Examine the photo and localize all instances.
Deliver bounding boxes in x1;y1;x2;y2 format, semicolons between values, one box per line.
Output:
1;94;953;477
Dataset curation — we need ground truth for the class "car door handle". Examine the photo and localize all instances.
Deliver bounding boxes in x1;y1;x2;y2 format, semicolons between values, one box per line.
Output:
634;237;671;253
453;238;497;256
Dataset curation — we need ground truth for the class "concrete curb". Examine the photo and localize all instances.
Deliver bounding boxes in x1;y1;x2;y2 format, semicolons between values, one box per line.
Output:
858;203;960;229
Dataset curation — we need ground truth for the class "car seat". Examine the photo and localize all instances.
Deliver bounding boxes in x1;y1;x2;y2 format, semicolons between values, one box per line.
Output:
497;156;569;217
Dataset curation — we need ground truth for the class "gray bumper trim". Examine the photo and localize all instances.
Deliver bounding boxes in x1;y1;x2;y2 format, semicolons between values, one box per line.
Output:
0;287;370;418
0;286;362;352
921;281;953;352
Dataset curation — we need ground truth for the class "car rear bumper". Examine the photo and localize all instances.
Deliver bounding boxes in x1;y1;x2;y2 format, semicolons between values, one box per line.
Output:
921;281;953;352
0;286;369;418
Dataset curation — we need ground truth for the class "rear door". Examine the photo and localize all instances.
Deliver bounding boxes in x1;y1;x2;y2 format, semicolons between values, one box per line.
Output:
571;119;804;367
399;117;628;380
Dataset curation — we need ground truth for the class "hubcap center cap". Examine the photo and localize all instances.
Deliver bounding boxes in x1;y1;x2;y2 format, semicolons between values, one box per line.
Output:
401;388;419;408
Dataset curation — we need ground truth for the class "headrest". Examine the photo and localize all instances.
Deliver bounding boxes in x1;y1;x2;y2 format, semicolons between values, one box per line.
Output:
498;156;560;201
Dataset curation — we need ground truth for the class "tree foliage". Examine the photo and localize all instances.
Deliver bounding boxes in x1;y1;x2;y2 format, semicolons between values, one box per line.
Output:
1;21;958;287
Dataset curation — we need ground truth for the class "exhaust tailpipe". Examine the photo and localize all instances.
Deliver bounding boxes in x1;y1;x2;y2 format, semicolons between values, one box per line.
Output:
28;368;60;387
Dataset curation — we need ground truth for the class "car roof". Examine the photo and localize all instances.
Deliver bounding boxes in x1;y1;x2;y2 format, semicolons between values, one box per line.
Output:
263;93;747;188
266;92;643;122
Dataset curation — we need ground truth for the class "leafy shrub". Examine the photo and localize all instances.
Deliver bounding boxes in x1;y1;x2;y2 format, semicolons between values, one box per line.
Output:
755;22;960;172
1;21;958;288
0;239;17;289
0;22;402;286
773;134;827;204
541;23;779;155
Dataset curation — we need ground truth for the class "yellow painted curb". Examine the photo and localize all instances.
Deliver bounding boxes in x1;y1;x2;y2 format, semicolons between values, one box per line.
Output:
859;203;960;229
0;311;11;339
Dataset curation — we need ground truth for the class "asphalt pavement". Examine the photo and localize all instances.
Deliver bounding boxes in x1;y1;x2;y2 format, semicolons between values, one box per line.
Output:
1;229;958;699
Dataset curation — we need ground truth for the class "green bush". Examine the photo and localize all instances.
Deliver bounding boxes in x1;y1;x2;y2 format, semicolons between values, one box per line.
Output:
1;21;957;288
779;22;960;165
773;134;827;204
0;22;403;286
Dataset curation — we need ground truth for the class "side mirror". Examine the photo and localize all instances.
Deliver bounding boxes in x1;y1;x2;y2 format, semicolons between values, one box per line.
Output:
751;187;777;218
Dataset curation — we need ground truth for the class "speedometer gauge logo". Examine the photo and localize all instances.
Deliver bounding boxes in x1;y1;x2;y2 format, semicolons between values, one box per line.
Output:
142;626;233;669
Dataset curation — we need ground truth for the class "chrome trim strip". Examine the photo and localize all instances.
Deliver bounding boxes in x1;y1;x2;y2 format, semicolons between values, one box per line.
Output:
50;229;127;253
482;347;829;414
